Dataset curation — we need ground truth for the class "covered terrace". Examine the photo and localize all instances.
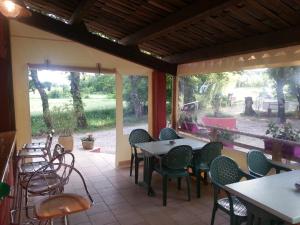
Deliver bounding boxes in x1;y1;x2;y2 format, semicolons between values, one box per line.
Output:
1;0;300;225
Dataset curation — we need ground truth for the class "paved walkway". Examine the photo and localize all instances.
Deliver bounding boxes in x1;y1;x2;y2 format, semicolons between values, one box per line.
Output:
33;124;147;155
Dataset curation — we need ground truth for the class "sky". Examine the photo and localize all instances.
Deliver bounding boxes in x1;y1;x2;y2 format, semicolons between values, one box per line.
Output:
38;70;70;85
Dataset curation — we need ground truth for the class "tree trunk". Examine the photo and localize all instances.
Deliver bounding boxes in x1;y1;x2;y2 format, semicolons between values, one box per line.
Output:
30;70;52;129
129;76;143;118
183;77;195;104
70;72;87;128
275;74;286;123
244;97;256;116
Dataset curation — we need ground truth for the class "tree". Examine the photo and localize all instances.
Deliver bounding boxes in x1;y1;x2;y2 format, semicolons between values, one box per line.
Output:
69;72;87;128
268;68;292;123
30;70;52;129
286;67;300;114
123;76;148;118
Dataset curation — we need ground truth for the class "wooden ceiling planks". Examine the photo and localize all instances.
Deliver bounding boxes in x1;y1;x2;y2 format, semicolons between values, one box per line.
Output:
19;0;300;65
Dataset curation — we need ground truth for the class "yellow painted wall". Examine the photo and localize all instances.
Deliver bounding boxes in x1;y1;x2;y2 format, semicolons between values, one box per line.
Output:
177;44;300;75
9;20;153;166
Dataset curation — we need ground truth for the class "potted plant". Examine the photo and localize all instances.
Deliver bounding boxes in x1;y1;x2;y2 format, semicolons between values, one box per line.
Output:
51;104;76;152
81;133;95;150
265;122;300;159
217;130;236;149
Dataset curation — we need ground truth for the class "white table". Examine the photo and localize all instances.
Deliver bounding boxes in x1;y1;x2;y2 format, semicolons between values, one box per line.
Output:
225;170;300;224
135;138;206;155
135;138;206;195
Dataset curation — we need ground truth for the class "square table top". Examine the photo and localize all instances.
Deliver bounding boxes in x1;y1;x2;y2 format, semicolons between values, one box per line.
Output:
225;170;300;224
135;138;206;155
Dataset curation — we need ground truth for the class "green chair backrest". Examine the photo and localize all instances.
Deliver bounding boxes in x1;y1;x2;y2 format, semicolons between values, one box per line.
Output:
162;145;193;170
159;128;180;141
210;156;243;186
247;150;271;176
129;129;153;146
192;142;223;168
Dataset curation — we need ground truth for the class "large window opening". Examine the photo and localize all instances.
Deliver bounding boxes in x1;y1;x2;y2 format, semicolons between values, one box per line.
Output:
178;66;300;163
122;75;148;134
28;68;116;158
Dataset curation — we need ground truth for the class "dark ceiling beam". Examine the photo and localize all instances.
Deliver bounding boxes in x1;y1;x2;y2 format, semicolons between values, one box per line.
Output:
119;0;242;45
69;0;97;25
163;25;300;64
16;12;177;74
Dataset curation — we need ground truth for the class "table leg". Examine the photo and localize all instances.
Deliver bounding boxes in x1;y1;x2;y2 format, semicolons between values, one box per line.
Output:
243;200;284;225
139;154;155;196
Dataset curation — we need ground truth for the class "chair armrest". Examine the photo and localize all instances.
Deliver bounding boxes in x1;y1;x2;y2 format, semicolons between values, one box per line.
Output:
249;170;264;178
269;160;292;173
239;169;256;180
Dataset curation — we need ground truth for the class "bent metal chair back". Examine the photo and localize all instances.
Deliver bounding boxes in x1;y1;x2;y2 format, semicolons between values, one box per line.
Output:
129;129;155;184
24;157;93;225
247;150;291;178
18;132;54;162
18;144;65;175
159;128;182;141
190;142;223;198
210;156;254;225
154;145;193;206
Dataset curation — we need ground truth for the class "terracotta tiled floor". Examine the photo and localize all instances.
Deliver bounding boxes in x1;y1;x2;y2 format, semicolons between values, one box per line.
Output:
22;148;230;225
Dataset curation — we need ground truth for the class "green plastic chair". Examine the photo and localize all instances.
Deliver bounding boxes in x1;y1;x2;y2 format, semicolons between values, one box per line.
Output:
129;129;155;184
159;128;182;141
153;145;193;206
247;150;291;178
209;156;254;225
0;182;10;200
189;142;223;198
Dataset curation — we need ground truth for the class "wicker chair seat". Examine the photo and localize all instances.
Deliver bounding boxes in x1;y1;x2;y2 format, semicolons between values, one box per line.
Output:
218;196;247;217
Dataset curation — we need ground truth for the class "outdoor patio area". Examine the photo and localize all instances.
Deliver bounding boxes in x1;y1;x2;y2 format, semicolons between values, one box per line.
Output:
2;1;300;225
47;147;229;225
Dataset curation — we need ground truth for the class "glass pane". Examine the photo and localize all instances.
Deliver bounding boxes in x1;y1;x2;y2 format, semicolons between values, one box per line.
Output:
178;67;300;161
123;75;148;134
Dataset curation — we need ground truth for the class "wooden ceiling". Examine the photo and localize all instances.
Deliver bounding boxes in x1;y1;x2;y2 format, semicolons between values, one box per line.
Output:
19;0;300;73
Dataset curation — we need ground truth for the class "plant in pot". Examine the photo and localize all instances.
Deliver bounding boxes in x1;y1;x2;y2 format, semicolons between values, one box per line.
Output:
51;104;76;152
265;122;300;159
81;133;95;150
217;130;236;149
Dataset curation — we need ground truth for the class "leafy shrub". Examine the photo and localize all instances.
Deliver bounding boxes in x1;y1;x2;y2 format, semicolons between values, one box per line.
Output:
51;104;76;136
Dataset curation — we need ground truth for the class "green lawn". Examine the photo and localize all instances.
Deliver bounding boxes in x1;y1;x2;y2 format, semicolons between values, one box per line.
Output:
30;94;149;136
30;94;116;116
